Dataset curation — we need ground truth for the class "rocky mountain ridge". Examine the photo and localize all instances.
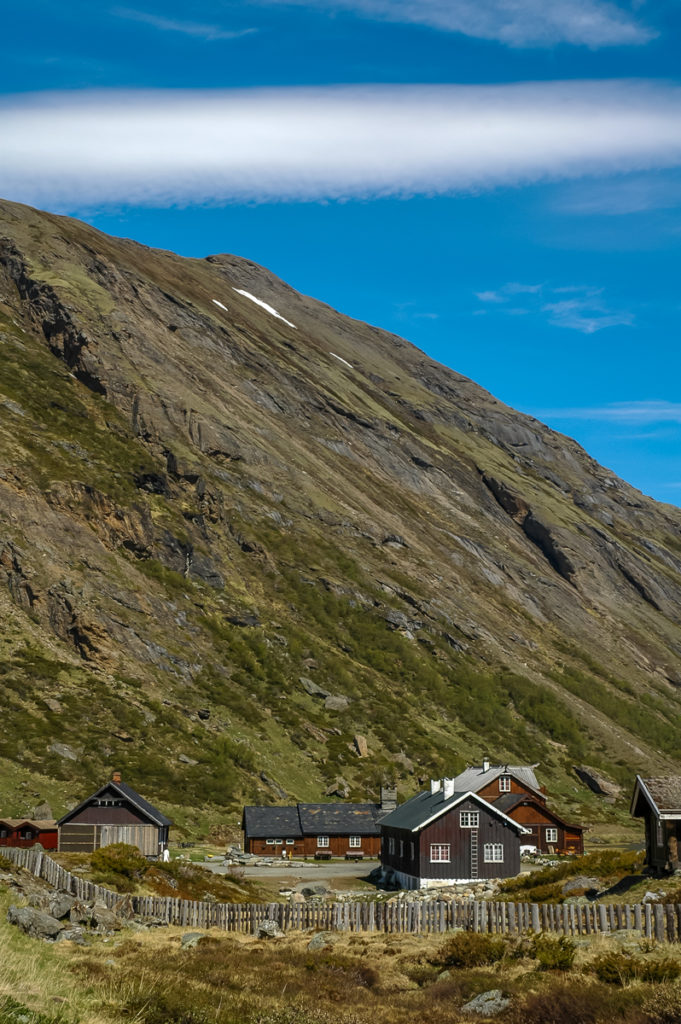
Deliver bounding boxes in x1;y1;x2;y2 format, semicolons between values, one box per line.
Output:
0;197;680;834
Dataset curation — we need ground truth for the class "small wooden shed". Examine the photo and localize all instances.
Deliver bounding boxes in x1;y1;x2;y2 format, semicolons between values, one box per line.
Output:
57;772;171;857
631;775;681;874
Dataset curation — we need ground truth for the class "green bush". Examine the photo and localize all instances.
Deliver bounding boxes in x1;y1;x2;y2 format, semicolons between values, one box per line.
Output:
438;931;506;968
90;842;148;892
591;951;681;985
531;935;576;971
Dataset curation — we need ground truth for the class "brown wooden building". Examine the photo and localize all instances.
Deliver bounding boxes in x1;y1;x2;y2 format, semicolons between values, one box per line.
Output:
0;819;58;850
242;790;396;859
450;761;584;855
57;773;171;857
379;778;527;888
631;775;681;875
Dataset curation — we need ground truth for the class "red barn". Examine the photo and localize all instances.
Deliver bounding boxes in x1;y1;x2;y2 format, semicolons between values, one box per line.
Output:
0;818;58;850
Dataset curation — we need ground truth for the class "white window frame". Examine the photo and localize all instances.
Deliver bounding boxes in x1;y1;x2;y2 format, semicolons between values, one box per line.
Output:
273;838;283;845
410;841;415;860
388;836;395;854
317;835;329;848
266;839;275;845
348;835;361;848
484;843;504;863
498;776;511;793
285;838;295;845
545;828;558;844
430;843;451;863
399;839;404;857
460;811;479;828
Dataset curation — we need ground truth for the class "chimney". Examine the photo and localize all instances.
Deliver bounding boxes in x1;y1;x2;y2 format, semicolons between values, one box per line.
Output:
482;758;490;773
443;778;455;800
430;779;442;795
380;785;397;812
112;771;122;784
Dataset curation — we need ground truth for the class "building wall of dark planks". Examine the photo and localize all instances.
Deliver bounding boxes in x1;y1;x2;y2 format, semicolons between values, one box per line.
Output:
246;835;381;858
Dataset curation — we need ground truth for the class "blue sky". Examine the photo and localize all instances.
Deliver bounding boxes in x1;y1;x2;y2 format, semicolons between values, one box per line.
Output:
2;1;680;506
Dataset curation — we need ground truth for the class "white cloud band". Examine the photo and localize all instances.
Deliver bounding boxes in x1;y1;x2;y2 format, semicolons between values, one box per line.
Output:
2;81;681;208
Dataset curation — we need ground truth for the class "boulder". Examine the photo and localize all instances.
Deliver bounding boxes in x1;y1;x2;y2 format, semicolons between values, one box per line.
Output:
56;927;86;945
257;920;284;939
48;893;77;920
112;894;136;920
573;766;621;799
69;901;93;926
49;742;78;761
33;801;54;818
562;876;600;896
461;990;511;1016
300;677;330;699
325;695;350;712
301;884;328;898
7;905;64;940
92;901;122;933
307;931;338;952
325;778;350;799
181;931;207;949
353;734;369;758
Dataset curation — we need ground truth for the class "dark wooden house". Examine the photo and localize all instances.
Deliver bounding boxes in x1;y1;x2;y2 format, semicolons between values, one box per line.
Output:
57;772;171;857
0;818;58;850
631;775;681;875
379;779;527;888
451;761;584;855
242;789;396;859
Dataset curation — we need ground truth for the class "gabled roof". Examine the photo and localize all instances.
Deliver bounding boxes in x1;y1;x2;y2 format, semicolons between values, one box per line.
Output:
631;775;681;820
451;764;542;796
298;803;382;835
494;793;584;832
57;780;171;828
379;788;529;834
242;805;303;838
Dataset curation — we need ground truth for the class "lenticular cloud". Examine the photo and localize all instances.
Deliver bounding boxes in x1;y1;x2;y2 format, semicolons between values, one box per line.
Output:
2;81;681;208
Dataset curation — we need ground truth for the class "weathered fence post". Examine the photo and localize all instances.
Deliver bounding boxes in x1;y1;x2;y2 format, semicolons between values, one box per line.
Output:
530;904;540;933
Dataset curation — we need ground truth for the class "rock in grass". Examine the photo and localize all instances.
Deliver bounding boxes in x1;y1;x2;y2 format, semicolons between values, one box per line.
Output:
257;920;284;939
307;931;338;952
181;931;207;949
461;990;511;1016
7;905;64;940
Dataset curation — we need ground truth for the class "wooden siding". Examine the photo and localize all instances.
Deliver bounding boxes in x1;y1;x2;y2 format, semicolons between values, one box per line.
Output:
382;797;521;881
0;828;58;850
246;834;381;858
503;800;584;855
67;804;148;826
59;822;159;855
477;777;545;804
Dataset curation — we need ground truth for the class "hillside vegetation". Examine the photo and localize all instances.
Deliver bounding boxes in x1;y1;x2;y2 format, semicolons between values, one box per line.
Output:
1;198;681;833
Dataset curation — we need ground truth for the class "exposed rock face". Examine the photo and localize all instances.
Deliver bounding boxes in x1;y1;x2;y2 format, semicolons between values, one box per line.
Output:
7;905;64;940
1;197;681;818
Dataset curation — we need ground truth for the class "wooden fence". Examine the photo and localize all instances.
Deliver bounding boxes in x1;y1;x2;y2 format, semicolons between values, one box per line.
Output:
3;846;679;941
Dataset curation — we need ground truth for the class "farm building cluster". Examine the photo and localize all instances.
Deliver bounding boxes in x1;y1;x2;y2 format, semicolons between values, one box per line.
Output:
7;763;680;884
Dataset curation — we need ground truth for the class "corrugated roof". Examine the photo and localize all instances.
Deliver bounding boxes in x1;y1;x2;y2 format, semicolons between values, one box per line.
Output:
379;787;527;833
242;806;303;838
451;764;541;795
298;803;381;835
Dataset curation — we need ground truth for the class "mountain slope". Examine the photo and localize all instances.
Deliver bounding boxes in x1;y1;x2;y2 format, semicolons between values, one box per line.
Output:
1;197;680;834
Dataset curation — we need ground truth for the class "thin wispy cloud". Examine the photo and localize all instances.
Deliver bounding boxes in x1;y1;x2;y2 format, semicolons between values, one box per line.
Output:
555;173;681;216
1;80;681;209
113;7;257;41
532;401;681;424
473;282;634;333
258;0;654;47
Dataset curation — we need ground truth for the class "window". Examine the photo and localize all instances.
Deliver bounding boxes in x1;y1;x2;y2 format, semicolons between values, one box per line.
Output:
0;830;7;839
484;843;504;863
499;776;511;793
430;844;451;862
273;838;283;845
410;841;415;860
460;811;479;828
349;836;361;848
317;836;329;848
266;839;275;845
286;839;295;845
20;830;33;840
545;828;558;843
388;837;395;854
399;839;404;857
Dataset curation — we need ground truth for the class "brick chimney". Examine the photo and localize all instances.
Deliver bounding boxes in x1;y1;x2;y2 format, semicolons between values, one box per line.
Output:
112;771;122;784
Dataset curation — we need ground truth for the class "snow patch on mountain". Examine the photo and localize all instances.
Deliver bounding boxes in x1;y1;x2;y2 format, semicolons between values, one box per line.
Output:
232;289;296;329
